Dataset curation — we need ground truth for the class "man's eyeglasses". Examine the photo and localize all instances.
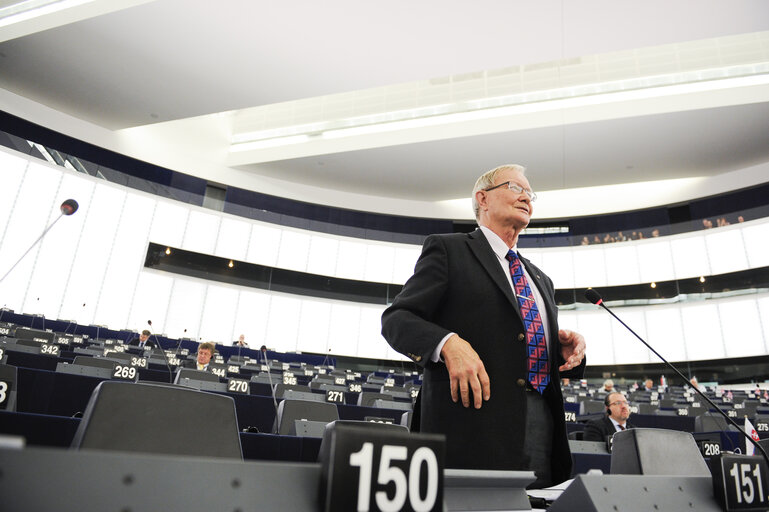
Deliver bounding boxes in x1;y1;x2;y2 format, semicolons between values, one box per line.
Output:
608;400;629;407
484;181;537;201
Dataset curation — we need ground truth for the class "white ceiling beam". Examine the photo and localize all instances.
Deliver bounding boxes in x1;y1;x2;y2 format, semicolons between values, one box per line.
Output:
0;0;157;43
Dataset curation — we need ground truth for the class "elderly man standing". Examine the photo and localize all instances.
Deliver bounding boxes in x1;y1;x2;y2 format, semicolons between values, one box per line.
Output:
382;164;586;488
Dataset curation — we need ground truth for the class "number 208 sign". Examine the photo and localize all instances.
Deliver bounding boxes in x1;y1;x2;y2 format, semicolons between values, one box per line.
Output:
321;423;444;512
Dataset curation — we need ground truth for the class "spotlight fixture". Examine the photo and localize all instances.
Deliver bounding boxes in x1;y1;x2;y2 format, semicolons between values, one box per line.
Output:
165;247;171;255
650;282;657;288
228;260;234;268
699;276;706;283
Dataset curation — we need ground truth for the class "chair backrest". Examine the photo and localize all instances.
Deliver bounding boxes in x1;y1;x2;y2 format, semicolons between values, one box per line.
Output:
71;381;242;459
610;428;709;476
73;355;115;369
637;403;658;415
273;399;339;435
174;367;220;384
579;400;605;415
695;412;737;432
357;392;392;407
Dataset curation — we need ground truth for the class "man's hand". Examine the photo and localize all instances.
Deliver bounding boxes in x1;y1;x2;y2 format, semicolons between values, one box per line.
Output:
558;329;585;372
441;334;490;409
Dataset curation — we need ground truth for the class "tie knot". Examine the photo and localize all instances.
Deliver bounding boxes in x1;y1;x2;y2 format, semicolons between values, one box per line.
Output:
505;250;518;263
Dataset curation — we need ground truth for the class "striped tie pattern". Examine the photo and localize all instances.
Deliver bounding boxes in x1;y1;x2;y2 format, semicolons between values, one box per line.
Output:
506;250;549;393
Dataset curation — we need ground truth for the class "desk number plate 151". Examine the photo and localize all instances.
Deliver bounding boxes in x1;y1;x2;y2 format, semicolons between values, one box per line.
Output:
713;453;769;511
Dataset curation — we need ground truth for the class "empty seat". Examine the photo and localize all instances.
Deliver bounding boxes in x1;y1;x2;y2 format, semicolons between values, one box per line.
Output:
72;356;115;369
273;399;339;436
579;400;605;415
611;428;709;476
636;403;658;415
71;381;242;459
358;392;393;407
695;412;738;432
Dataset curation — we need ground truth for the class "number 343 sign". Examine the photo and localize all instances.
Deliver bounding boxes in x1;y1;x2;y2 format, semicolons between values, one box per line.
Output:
319;422;445;512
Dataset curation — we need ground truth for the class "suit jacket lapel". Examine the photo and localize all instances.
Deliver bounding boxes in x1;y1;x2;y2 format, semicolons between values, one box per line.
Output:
466;229;521;321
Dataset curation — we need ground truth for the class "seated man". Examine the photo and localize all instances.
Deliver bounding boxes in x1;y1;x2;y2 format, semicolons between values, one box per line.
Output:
583;391;636;442
183;342;215;371
232;334;248;347
127;329;155;349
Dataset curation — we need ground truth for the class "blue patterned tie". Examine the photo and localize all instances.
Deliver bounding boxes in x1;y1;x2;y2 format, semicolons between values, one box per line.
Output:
506;250;549;393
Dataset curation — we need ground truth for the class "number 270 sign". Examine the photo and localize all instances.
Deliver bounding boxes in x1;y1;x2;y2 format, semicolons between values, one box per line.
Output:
320;423;445;512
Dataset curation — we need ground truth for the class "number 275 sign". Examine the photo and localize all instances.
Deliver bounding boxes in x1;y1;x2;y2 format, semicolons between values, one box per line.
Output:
320;423;445;512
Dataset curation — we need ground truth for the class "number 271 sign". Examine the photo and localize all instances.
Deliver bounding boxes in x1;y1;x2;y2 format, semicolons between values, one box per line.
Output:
320;423;445;512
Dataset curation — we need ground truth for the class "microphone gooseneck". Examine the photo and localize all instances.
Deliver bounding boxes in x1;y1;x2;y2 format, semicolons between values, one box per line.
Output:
146;320;174;384
0;198;80;285
585;288;769;466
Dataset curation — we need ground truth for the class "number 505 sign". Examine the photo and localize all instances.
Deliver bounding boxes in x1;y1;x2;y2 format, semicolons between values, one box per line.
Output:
320;422;445;512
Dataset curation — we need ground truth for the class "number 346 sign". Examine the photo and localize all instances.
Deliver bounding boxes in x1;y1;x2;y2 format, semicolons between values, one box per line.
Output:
319;422;445;512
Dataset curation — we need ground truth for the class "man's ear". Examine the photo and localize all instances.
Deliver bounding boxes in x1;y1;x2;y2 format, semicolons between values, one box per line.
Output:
475;190;487;211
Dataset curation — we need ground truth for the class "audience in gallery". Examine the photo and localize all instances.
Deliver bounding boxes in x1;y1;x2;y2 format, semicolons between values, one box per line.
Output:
577;212;748;247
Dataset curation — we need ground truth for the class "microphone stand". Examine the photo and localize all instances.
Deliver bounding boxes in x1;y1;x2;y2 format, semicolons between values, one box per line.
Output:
0;199;79;285
147;320;174;384
588;290;769;466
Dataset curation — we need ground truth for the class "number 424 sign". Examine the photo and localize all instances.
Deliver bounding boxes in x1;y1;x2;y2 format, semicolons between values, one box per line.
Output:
319;422;445;512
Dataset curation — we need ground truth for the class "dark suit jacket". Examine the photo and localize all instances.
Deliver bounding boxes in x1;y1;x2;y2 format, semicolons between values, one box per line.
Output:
127;337;156;349
582;416;636;442
381;229;585;483
181;359;210;371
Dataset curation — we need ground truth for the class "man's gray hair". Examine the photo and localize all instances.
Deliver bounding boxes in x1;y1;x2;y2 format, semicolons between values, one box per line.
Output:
471;164;526;222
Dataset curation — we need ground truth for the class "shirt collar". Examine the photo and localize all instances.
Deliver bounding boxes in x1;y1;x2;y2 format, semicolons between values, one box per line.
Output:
479;226;517;259
609;417;626;429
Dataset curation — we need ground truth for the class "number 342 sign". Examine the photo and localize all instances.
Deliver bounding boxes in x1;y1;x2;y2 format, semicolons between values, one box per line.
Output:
319;422;445;512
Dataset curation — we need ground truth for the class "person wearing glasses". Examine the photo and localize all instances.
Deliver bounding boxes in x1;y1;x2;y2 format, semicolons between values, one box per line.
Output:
583;392;636;442
382;164;586;488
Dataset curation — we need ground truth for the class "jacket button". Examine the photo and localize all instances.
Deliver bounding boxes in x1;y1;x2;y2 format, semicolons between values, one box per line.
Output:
518;333;525;342
516;379;526;387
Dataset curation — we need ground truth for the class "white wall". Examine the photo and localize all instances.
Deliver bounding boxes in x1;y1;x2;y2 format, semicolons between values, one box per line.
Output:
1;146;767;364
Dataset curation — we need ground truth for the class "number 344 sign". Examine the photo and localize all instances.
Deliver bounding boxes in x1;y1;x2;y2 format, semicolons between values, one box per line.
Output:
319;422;445;512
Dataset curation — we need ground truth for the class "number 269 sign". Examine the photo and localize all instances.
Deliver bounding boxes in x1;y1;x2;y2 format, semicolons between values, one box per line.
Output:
320;422;444;512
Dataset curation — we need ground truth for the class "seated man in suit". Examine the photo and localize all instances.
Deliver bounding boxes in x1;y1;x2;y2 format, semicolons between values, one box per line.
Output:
127;329;155;349
583;391;636;442
183;342;215;371
232;334;248;347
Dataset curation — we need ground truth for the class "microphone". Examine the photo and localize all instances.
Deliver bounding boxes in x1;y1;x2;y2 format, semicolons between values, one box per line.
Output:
0;198;80;284
147;320;174;383
62;303;86;334
174;329;186;358
60;199;79;216
585;288;769;465
261;348;279;424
